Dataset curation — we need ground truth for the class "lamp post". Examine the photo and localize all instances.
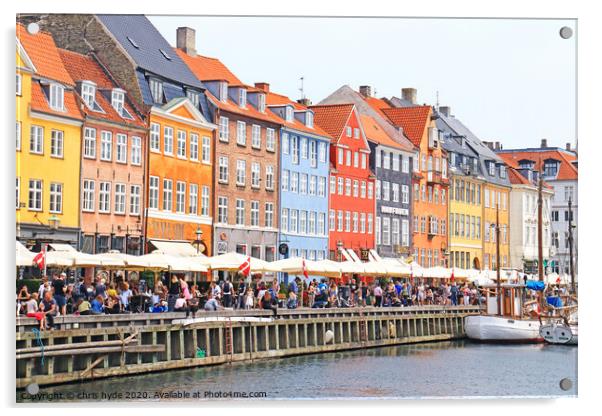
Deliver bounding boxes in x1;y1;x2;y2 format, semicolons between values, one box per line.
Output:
48;215;60;230
193;226;203;286
490;205;501;316
336;240;344;262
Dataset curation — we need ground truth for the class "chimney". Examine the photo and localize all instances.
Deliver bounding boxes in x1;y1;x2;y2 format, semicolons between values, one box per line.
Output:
439;106;451;117
297;98;312;106
402;88;417;105
359;85;372;97
482;141;494;151
495;141;501;150
255;82;270;92
176;27;196;56
540;138;548;148
566;142;571;151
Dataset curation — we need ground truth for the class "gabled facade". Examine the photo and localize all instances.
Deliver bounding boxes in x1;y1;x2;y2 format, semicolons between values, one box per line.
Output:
59;48;148;255
16;23;84;253
497;142;578;275
264;88;332;263
175;30;281;264
318;85;416;258
382;105;449;267
310;104;375;261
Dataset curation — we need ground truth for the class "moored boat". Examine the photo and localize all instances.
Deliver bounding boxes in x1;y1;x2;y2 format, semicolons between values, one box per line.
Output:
539;321;577;345
466;314;542;342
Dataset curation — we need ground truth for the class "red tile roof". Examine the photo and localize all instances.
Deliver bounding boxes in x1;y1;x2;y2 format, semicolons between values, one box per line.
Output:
30;81;83;121
175;49;281;124
508;167;531;185
359;114;404;150
58;49;145;128
309;104;355;142
265;92;332;139
381;106;431;147
17;23;74;86
363;96;391;119
498;150;577;181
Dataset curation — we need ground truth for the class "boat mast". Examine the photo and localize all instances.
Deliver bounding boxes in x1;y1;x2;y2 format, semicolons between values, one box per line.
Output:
496;203;501;316
568;197;576;294
537;171;544;314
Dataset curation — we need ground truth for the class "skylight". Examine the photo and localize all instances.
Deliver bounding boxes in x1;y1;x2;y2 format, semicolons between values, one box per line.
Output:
159;49;172;60
127;36;139;49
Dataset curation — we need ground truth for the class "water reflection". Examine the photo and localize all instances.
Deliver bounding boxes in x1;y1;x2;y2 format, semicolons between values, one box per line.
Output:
19;340;577;401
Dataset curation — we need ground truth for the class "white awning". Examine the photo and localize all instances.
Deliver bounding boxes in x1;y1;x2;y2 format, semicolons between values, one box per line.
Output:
148;239;203;257
48;243;77;252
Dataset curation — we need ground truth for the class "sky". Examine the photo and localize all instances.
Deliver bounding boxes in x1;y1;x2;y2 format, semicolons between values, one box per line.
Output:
149;16;576;150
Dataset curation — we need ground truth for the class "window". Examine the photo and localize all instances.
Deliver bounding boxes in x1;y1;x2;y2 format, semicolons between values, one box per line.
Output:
238;89;247;107
175;181;186;213
368;214;373;234
250;201;259;226
337;177;344;195
251;125;261;149
421;154;427;172
354;152;359;168
368;182;373;199
218;157;229;183
401;220;409;246
318;177;326;197
114;183;126;214
16;73;22;96
111;89;125;114
346;150;352;166
393;154;400;171
361;153;367;169
220;82;228;102
81;82;96;107
337;210;343;232
319;142;327;163
500;165;507;179
114;134;127;163
219;117;229;141
306;112;314;128
564;186;574;202
82;180;95;212
98;131;112;161
266;128;275;151
392;183;400;202
291;136;299;164
257;93;266;113
30;125;43;154
382;181;390;201
265;166;274;190
130;185;141;215
50;130;63;158
149;177;159;209
421;185;426;201
236;199;245;225
217;197;228;223
186;89;199;108
291;172;299;193
353;212;359;233
282;133;290;154
149;78;163;103
488;161;495;176
345;178;351;196
201;136;210;163
177;130;186;158
353;180;359;197
251;163;261;188
99;181;111;213
301;138;308;159
16;121;21;151
265;202;274;228
361;181;366;198
290;210;298;233
300;174;308;194
162;179;173;211
285;106;293;122
544;160;559;177
353;128;360;138
345;211;351;232
282;208;289;233
201;186;210;216
318;212;325;235
299;211;307;234
236;160;246;186
28;179;42;211
310;175;317;195
281;170;289;192
392;219;400;245
376;151;382;168
338;148;344;165
130;136;141;165
163;127;174;155
310;140;317;167
150;123;160;152
401;185;409;204
49;83;64;111
329;210;335;231
48;183;63;213
383;152;391;170
237;121;247;145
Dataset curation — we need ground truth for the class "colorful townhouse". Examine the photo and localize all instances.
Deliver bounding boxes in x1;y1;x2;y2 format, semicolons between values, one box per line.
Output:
175;28;281;263
16;23;83;254
59;49;148;255
32;15;217;255
497;141;578;275
318;85;416;258
382;103;449;268
310;104;375;261
436;107;485;270
263;90;332;263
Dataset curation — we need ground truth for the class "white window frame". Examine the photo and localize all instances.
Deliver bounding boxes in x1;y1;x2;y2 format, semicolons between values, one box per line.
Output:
265;165;274;190
30;125;44;155
114;183;126;214
149;176;159;209
50;130;64;158
49;83;64;111
100;131;112;161
235;199;245;225
282;208;289;233
282;170;289;191
219;117;229;142
116;133;127;163
162;179;173;211
266;128;275;152
82;179;95;212
265;202;274;228
217;196;228;224
81;81;96;108
218;156;229;183
250;200;260;227
176;181;186;213
149;78;163;103
201;136;211;164
201;186;210;216
163;126;174;155
49;182;63;214
111;89;125;114
251;124;261;149
236;160;246;186
130;184;141;215
319;142;327;163
177;130;187;159
16;121;21;151
251;162;261;189
189;133;199;161
236;121;246;145
150;122;160;152
99;181;111;213
28;179;43;211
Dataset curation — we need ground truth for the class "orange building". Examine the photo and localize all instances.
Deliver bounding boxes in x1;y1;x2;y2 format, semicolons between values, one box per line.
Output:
146;99;217;255
383;106;450;267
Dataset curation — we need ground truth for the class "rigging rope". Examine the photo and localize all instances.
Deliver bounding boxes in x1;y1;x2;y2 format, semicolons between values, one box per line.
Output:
32;328;45;367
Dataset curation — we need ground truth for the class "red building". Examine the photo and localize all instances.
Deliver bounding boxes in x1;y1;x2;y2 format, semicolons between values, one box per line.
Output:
310;104;375;261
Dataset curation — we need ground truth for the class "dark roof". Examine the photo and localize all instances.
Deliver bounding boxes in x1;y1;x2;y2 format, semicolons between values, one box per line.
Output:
97;15;202;89
389;96;415;108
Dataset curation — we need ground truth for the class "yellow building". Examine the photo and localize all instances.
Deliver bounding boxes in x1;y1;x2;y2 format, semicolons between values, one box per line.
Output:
16;24;83;251
482;182;511;270
448;174;484;270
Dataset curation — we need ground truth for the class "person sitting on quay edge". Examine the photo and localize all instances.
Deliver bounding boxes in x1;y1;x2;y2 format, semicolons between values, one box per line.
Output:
17;285;31;315
204;297;223;311
25;292;46;329
286;290;298;309
261;290;278;316
90;295;105;314
76;297;92;315
40;291;58;329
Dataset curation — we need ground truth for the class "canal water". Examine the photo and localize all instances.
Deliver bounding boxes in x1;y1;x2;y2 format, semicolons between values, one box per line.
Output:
19;340;577;401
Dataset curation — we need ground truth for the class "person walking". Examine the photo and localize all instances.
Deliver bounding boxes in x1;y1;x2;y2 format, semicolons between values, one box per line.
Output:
373;283;383;307
167;276;181;312
52;272;67;316
222;278;233;308
450;282;459;306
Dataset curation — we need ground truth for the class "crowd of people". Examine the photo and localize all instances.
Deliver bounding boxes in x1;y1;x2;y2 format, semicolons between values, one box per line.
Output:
17;272;482;330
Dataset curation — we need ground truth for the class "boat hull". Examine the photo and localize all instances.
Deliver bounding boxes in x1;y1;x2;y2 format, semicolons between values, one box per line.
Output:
465;315;543;342
540;322;578;345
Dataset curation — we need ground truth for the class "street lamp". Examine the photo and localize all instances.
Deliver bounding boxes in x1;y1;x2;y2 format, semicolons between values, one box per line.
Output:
48;215;60;230
193;226;204;286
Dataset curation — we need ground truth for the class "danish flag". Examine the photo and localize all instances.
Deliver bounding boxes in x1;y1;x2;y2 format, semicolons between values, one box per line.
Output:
33;248;45;271
239;256;251;277
450;269;455;282
302;258;309;279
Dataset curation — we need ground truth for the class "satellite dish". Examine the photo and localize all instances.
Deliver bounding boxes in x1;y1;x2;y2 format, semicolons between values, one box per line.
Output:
26;22;40;35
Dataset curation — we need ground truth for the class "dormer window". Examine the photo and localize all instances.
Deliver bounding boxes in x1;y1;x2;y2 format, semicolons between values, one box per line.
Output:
306;111;314;128
81;81;96;108
519;159;534;170
239;89;247;108
111;89;125;114
149;78;163;104
285;106;293;122
186;89;199;108
488;161;495;176
543;159;559;177
220;82;228;102
499;164;507;179
49;83;64;111
257;93;266;113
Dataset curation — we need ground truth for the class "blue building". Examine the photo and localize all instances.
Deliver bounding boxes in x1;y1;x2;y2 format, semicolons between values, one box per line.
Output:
266;92;332;274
